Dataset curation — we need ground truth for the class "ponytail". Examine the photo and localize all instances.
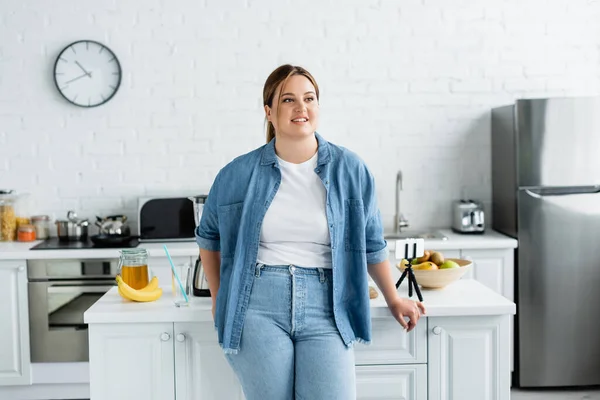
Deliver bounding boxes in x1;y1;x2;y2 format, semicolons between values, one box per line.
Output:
266;121;275;143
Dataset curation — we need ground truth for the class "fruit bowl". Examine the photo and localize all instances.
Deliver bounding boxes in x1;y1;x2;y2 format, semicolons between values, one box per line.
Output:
396;258;471;290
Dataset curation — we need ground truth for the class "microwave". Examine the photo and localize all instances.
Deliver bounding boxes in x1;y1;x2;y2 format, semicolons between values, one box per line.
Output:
138;196;196;242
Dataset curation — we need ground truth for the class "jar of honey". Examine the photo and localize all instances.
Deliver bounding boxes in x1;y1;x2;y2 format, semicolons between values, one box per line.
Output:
117;248;150;290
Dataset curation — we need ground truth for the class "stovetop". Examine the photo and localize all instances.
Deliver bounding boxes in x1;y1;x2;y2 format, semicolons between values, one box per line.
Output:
31;237;140;250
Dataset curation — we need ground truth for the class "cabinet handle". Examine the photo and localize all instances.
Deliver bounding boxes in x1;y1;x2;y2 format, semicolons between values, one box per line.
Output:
18;266;25;272
176;333;186;342
160;332;171;341
432;326;442;335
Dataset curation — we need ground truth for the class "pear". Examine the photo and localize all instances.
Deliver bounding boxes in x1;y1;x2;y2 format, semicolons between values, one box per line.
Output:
412;261;438;271
439;260;460;269
416;250;431;263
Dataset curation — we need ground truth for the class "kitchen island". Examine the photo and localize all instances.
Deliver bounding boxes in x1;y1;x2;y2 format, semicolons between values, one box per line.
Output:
84;279;516;400
0;229;517;399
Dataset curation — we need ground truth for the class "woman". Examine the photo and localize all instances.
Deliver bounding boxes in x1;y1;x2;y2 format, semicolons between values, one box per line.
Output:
196;64;426;400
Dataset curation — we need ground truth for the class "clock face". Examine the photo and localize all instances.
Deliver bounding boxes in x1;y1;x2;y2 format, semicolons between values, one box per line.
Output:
53;40;122;107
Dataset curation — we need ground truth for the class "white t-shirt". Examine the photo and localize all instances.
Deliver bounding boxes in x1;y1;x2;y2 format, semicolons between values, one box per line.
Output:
256;152;333;268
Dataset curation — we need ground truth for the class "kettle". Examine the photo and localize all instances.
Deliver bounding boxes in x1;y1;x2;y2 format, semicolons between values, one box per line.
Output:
188;195;211;297
95;215;131;236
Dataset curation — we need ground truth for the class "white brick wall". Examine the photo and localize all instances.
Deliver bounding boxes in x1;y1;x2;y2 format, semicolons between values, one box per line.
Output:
1;0;599;234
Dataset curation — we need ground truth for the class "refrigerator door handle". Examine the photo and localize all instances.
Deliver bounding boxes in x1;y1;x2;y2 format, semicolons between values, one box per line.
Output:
524;185;600;198
524;189;543;199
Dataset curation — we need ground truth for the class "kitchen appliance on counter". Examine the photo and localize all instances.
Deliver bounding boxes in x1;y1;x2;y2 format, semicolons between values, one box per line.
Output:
91;214;134;247
28;258;119;362
451;199;485;234
138;196;196;242
189;195;210;297
55;211;89;242
492;97;600;388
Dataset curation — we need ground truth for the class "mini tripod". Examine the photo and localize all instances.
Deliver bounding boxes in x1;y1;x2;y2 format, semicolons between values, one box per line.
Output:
395;241;424;302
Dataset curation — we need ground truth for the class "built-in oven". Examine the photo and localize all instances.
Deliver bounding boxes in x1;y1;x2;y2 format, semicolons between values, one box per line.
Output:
28;258;119;362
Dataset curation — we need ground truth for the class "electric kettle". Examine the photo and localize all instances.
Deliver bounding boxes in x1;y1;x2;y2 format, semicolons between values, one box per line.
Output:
189;195;211;297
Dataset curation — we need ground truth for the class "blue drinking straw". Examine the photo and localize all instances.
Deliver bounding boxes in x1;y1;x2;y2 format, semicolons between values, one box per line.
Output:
163;244;189;303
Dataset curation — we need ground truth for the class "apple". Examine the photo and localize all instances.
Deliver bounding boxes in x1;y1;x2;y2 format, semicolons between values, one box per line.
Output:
439;260;460;269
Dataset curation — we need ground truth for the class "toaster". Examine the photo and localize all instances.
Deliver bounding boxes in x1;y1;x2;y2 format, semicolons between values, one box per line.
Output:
451;200;485;234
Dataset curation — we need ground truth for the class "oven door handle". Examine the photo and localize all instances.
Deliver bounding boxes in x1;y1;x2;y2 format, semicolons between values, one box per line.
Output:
47;281;116;294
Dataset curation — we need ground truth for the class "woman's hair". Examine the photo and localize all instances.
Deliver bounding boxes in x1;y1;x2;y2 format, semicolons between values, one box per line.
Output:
262;64;320;143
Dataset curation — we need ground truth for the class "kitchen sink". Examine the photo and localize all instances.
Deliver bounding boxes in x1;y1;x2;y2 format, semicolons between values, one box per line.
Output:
384;230;448;241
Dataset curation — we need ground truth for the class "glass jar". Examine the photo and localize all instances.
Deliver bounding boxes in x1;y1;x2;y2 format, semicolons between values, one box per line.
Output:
118;248;150;290
31;215;50;240
17;224;36;242
0;192;18;242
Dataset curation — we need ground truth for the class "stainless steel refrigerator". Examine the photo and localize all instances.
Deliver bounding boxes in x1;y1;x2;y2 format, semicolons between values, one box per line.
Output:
491;97;600;388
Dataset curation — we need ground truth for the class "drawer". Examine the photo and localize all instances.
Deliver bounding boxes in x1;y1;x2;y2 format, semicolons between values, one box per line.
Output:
354;317;427;365
356;364;427;400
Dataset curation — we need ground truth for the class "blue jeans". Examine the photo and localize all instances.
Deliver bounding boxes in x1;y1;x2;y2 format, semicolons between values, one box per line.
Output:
225;264;356;400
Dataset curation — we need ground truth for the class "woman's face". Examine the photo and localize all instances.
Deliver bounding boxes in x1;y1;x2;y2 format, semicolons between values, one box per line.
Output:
265;74;319;140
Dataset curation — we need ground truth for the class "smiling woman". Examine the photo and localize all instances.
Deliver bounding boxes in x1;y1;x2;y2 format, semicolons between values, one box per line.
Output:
195;63;426;400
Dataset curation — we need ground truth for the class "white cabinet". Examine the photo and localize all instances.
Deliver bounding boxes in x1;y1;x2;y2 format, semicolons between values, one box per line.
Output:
459;249;514;301
174;322;244;400
355;318;426;365
428;316;511;400
0;260;31;386
356;364;427;400
88;323;176;400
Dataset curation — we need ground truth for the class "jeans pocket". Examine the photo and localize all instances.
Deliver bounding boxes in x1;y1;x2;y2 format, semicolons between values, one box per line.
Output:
345;198;366;252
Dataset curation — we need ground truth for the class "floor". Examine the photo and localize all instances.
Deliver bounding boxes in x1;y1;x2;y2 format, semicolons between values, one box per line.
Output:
511;388;600;399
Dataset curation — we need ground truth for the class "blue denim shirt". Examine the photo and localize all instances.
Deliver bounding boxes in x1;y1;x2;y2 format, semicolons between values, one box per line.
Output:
195;132;389;354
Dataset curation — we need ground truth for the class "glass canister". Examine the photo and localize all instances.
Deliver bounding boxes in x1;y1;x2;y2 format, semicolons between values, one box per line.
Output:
0;191;18;242
117;248;150;290
31;215;50;240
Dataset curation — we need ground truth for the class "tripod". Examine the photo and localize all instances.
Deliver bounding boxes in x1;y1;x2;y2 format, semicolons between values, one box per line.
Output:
395;242;424;302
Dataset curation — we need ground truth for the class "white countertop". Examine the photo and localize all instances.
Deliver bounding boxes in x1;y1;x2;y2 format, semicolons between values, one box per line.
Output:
84;279;515;325
0;229;517;261
385;229;518;251
0;240;200;260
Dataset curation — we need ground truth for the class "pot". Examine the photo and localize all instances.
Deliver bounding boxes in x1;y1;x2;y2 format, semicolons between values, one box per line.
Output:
56;211;89;241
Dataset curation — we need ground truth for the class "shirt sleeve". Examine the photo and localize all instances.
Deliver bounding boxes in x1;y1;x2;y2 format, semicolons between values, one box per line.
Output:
195;172;221;252
362;164;389;265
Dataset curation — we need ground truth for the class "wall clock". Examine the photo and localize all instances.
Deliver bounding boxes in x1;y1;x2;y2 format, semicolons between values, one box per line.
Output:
53;40;122;107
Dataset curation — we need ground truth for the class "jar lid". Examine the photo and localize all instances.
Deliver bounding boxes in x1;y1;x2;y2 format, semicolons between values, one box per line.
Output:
18;224;35;232
31;215;50;222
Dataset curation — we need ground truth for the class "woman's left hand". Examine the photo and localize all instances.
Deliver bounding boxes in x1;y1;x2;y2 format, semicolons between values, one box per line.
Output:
387;297;426;332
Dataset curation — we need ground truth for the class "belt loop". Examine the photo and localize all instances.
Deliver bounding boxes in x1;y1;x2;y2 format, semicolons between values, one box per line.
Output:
318;268;325;283
255;263;264;277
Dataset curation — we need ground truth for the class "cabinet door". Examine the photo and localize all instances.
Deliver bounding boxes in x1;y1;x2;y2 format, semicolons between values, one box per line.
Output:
88;323;175;400
459;249;513;300
0;260;31;386
356;364;427;400
459;248;515;372
354;318;427;365
428;316;511;400
174;322;244;400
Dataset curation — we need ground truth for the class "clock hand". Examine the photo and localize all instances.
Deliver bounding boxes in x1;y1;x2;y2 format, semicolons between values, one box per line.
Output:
74;61;91;77
64;73;89;84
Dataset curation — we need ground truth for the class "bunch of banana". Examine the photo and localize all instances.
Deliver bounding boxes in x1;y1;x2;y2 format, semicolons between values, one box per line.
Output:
116;275;163;302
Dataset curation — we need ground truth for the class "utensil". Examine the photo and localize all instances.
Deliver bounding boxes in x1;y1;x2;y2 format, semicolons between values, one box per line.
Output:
163;244;189;304
95;214;131;236
55;210;89;241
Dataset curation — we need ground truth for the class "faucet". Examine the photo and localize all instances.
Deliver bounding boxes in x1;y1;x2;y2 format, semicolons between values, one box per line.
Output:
394;170;409;233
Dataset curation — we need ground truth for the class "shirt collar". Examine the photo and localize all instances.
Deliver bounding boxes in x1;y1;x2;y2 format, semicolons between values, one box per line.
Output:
260;132;331;166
